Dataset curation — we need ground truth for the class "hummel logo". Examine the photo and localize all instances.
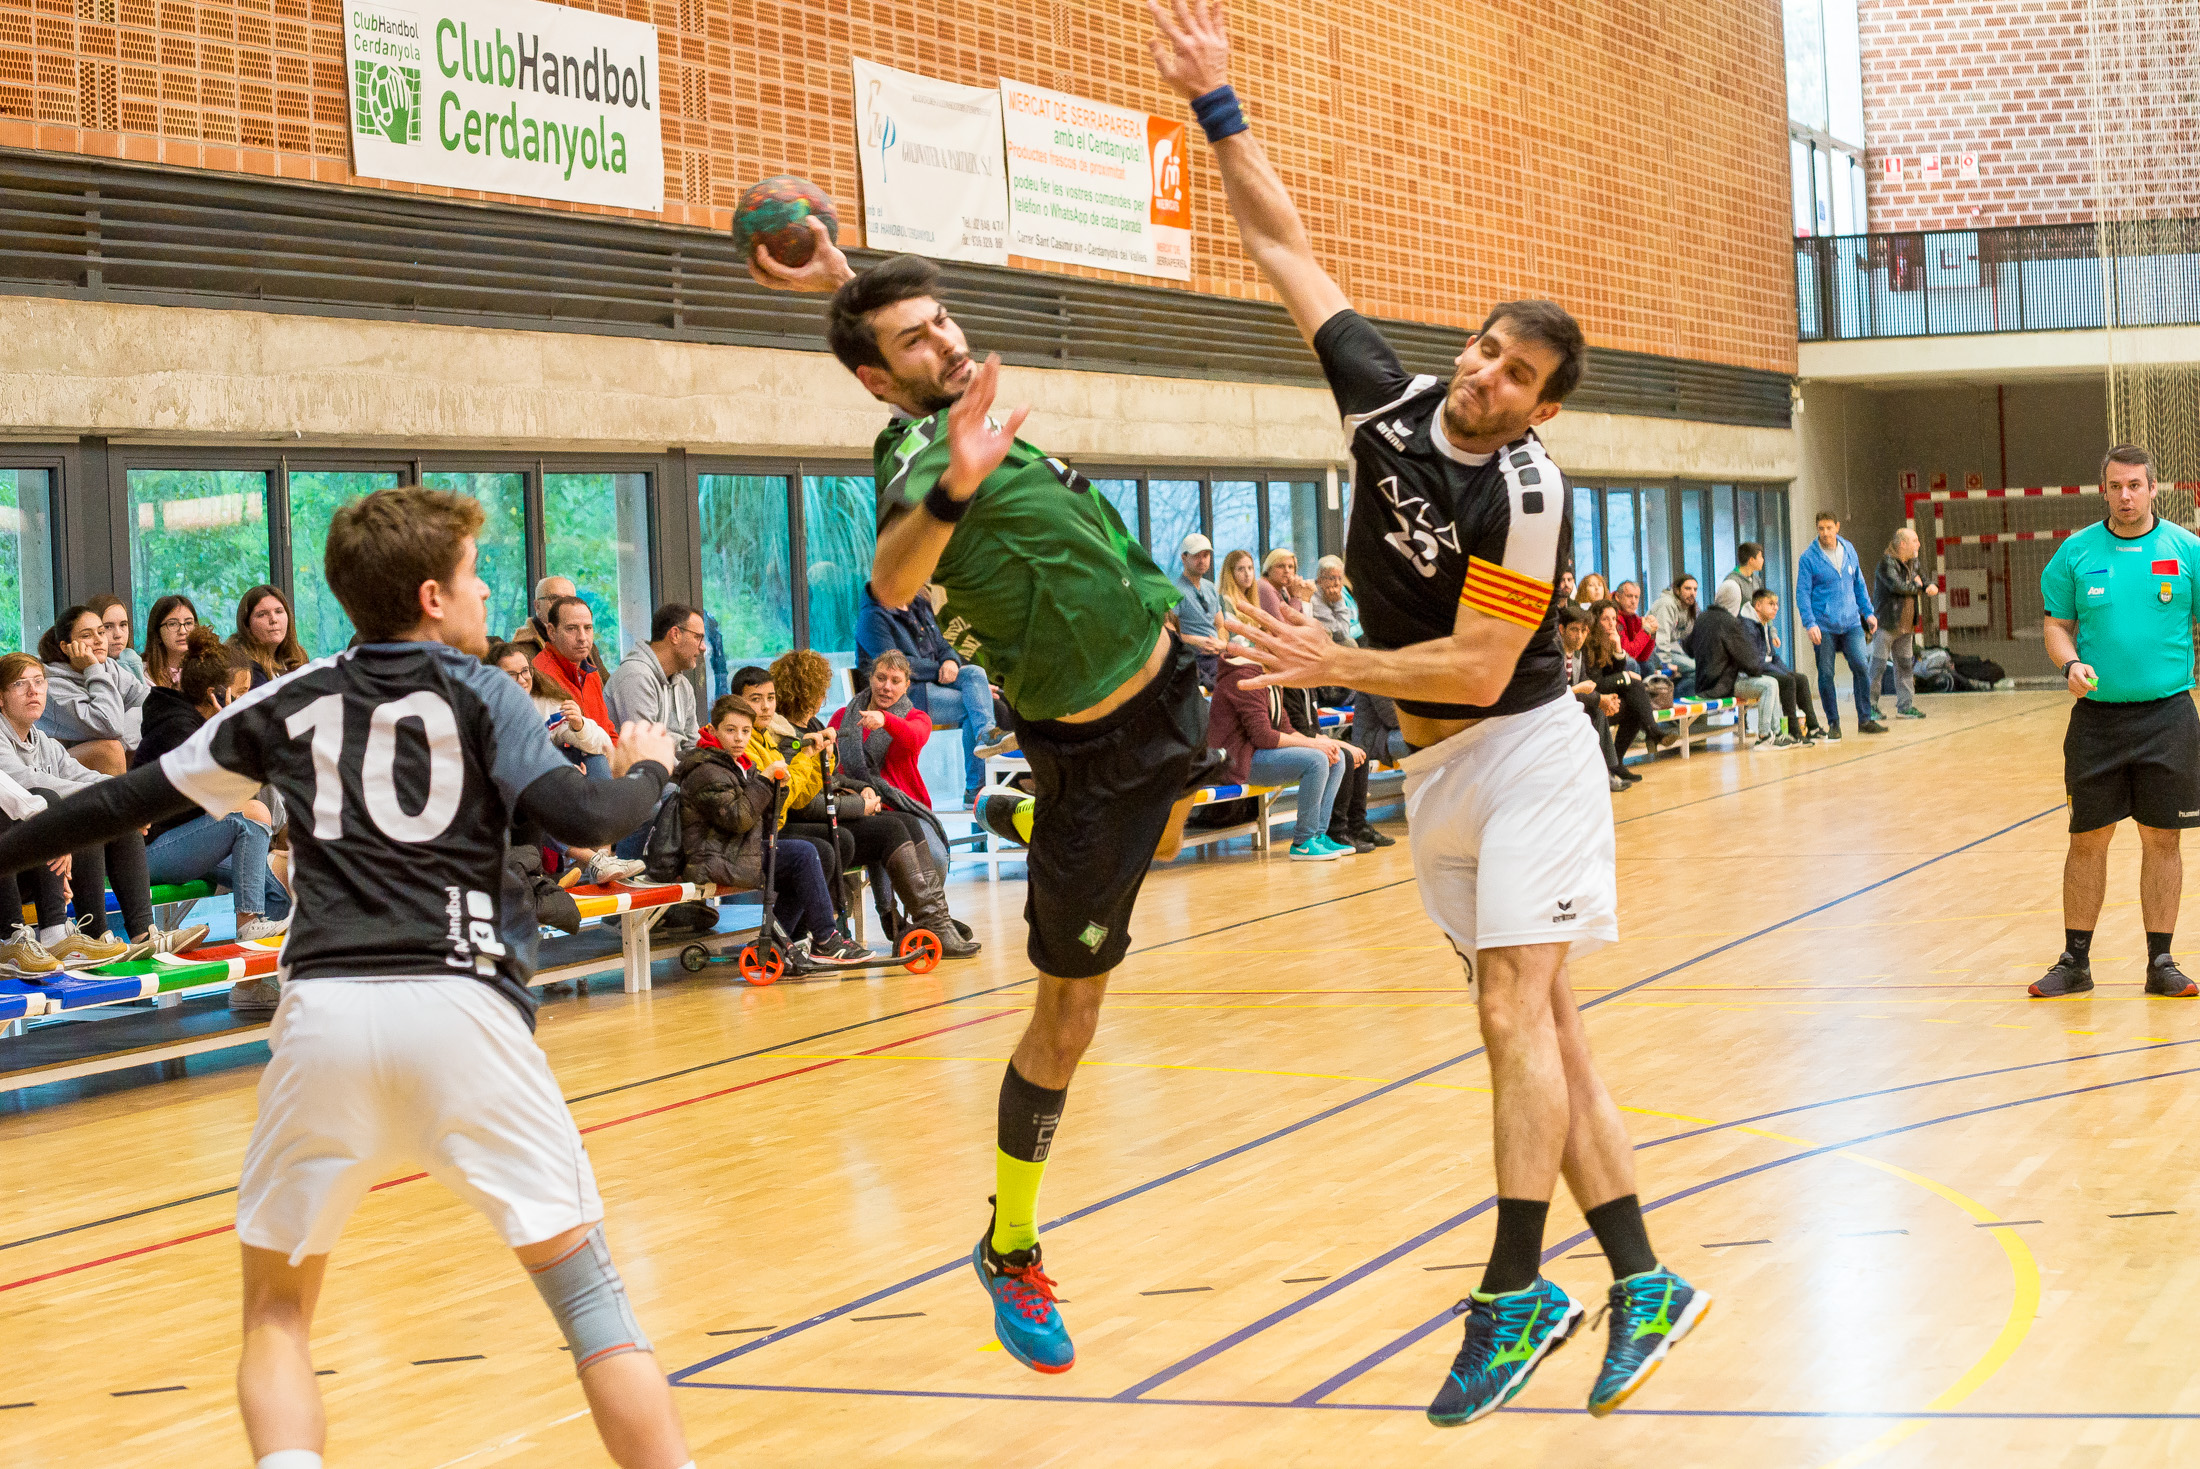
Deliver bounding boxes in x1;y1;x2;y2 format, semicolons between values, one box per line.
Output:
2182;810;2199;819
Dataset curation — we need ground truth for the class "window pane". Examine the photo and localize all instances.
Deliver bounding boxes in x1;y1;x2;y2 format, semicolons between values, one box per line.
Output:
1641;486;1671;596
1092;478;1142;544
127;469;270;638
1267;481;1321;571
1148;479;1201;568
0;469;56;651
1712;484;1738;583
800;473;876;667
1211;479;1258;562
544;472;653;662
1603;489;1639;593
1763;488;1792;603
286;470;404;653
1736;488;1760;555
698;474;794;674
419;472;530;645
1572;483;1599;584
1680;488;1707;586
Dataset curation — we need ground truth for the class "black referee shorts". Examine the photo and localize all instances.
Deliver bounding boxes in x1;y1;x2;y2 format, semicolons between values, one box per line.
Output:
1014;635;1209;979
2064;693;2200;834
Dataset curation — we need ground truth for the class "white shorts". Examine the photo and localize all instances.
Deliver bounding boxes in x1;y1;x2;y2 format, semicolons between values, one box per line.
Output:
236;979;602;1264
1400;694;1619;963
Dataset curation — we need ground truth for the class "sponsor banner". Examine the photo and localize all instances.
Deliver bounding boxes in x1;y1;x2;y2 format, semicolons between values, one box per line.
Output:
852;58;1009;264
342;0;664;210
999;78;1189;281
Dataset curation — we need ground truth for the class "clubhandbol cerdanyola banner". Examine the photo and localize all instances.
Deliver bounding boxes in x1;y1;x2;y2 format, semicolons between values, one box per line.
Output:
343;0;665;210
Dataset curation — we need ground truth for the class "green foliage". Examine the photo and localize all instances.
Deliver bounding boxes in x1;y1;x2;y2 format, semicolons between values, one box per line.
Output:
800;475;876;659
698;474;794;665
287;471;403;653
545;473;652;660
0;470;56;652
127;470;272;640
418;473;530;640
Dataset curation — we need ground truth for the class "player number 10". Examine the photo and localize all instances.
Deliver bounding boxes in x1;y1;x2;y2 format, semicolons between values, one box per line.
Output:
283;692;467;844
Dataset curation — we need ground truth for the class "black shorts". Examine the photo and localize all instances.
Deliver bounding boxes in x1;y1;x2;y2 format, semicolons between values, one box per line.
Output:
2064;694;2200;833
1015;636;1208;979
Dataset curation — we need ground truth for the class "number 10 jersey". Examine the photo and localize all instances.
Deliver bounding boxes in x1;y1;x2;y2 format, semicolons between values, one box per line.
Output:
159;641;573;1020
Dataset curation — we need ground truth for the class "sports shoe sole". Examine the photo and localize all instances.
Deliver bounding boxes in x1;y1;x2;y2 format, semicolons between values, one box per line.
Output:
2146;978;2198;997
2028;976;2094;997
1427;1298;1586;1428
1587;1289;1713;1418
970;1238;1075;1375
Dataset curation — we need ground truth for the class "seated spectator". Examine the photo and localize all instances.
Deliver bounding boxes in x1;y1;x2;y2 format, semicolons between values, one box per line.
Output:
133;627;292;949
1576;571;1609;609
485;641;638;885
1206;652;1356;861
230;584;309;688
0;652;204;964
507;575;575;659
1172;533;1226;686
1263;548;1314;614
1560;605;1632;790
770;649;978;957
530;594;615;736
856;581;1001;807
36;603;144;773
1219;548;1280;634
1350;688;1407;765
827;652;959;876
1307;556;1362;646
87;595;152;691
142;594;199;691
1651;575;1699;694
1557;568;1576;603
1268;656;1376;852
1695;582;1815;747
0;765;69;976
1744;587;1824;745
1611;580;1660;667
1585;602;1672;767
1721;542;1768;622
675;696;869;974
607;602;704;758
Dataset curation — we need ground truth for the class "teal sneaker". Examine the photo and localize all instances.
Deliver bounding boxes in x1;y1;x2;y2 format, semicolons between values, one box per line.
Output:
1586;1267;1711;1416
1313;834;1357;856
1288;837;1343;861
1426;1278;1584;1427
972;1205;1075;1374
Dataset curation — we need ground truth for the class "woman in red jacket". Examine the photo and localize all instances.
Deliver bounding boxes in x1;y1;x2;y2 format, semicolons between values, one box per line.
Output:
829;649;949;875
1205;654;1358;862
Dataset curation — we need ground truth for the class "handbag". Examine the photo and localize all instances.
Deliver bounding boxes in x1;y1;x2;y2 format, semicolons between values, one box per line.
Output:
1644;675;1676;711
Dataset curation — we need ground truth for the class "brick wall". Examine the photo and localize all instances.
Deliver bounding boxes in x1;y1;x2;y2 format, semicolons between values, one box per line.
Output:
0;0;1794;373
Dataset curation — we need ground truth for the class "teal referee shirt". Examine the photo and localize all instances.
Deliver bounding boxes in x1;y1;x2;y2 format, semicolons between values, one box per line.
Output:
2041;516;2200;702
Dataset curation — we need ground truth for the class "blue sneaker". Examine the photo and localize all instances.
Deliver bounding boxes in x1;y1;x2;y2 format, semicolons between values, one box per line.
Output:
1426;1278;1584;1427
972;1205;1074;1374
1289;837;1342;861
1586;1266;1711;1416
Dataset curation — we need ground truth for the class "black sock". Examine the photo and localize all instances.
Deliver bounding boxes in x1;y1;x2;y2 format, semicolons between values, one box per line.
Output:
1584;1195;1659;1280
2065;929;2094;964
1479;1199;1549;1296
996;1062;1069;1163
2148;931;2174;964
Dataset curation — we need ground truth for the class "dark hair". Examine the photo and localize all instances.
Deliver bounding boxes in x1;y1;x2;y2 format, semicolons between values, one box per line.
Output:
547;595;592;630
1737;540;1763;563
709;693;756;727
178;625;236;707
84;593;130;637
229;583;310;678
649;602;700;643
729;665;774;697
1477;299;1587;404
142;593;200;686
1557;603;1592;628
37;604;100;664
827;254;943;374
485;639;529;669
1814;510;1839;525
1751;586;1778;605
326;486;484;644
2103;443;2155;483
1583;602;1626;669
1670;573;1697;591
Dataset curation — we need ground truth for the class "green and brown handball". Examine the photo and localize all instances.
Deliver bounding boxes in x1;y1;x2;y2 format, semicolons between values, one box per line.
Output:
732;175;840;268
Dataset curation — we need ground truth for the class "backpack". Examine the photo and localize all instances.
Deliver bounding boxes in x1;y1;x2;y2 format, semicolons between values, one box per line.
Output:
1913;646;1958;693
642;782;686;882
1952;654;2006;688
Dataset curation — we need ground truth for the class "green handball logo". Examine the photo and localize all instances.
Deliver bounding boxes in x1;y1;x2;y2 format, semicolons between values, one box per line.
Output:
354;60;421;145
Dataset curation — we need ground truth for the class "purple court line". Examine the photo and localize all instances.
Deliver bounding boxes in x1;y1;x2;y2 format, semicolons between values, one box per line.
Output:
674;802;2064;1390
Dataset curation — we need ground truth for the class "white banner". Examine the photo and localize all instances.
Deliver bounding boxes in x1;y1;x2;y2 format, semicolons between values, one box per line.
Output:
999;78;1189;281
342;0;664;211
852;58;1008;264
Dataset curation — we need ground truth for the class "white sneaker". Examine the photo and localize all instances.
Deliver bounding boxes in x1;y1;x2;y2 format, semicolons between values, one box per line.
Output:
237;913;292;944
133;924;212;957
0;924;59;977
581;851;647;885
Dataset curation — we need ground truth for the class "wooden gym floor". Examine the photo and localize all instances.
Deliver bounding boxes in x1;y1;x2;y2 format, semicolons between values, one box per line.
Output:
5;688;2200;1467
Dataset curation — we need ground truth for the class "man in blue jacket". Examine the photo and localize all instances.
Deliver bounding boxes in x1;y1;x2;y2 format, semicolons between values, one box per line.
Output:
856;581;1002;804
1796;510;1885;740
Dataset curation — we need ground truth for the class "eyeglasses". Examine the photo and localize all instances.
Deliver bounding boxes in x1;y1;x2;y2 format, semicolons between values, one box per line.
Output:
160;617;197;632
4;677;42;695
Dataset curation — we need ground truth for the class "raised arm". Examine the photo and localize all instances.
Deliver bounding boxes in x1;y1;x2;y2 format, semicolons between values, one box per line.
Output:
1149;0;1350;344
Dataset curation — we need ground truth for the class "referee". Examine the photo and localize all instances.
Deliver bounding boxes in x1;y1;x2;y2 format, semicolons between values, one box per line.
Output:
2033;444;2200;997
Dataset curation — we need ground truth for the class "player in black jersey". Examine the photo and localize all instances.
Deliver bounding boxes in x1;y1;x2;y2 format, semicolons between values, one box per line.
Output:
0;488;696;1469
1154;0;1708;1430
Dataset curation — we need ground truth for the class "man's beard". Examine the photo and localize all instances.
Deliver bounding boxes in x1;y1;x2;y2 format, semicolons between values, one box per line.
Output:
898;359;971;416
1442;379;1535;448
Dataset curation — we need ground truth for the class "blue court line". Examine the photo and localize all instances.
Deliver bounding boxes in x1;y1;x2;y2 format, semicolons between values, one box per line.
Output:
673;802;2062;1389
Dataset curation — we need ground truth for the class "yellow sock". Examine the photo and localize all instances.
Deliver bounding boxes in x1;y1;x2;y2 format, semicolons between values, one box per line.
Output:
992;1148;1048;1255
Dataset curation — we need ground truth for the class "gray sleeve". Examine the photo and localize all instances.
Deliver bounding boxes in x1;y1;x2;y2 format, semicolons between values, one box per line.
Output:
603;659;658;730
467;658;580;809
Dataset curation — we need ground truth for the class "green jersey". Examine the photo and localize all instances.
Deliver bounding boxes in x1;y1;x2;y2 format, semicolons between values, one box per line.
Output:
2041;516;2200;702
874;412;1179;721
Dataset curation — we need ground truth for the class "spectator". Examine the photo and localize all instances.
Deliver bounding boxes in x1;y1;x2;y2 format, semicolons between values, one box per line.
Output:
36;604;142;773
675;696;869;974
485;641;638;885
86;595;151;690
531;594;614;735
0;652;204;962
1557;568;1576;604
133;626;292;949
507;574;575;659
1560;605;1631;789
1206;652;1357;860
1350;688;1407;764
771;648;979;956
1695;581;1789;746
1172;532;1225;685
230;584;309;688
1262;548;1314;613
1797;510;1885;740
1269;658;1375;852
607;603;705;757
1870;527;1936;722
1307;556;1363;646
1576;571;1609;608
1611;580;1660;666
855;582;999;807
1218;548;1280;634
1650;575;1699;693
828;651;957;872
1721;543;1768;625
1585;602;1671;768
0;765;71;975
1743;585;1825;745
142;594;199;691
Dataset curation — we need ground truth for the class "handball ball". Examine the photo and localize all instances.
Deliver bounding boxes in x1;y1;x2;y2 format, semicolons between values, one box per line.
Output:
733;175;839;268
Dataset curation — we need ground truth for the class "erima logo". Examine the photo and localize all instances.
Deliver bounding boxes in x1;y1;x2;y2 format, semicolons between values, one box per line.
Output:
1374;417;1413;449
1553;899;1578;925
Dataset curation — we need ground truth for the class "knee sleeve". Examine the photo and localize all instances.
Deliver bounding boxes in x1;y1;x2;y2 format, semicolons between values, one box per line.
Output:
526;1225;652;1374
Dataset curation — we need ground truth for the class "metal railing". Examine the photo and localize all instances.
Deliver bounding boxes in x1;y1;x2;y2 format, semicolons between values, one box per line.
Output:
1794;218;2200;341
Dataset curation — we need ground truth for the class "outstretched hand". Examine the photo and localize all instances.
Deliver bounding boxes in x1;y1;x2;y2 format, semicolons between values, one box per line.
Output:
747;218;856;294
1148;0;1232;99
941;353;1030;500
1222;599;1339;690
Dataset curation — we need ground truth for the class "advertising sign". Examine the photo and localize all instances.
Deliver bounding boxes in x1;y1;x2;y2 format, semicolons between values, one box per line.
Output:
852;58;1009;264
342;0;664;210
999;78;1190;281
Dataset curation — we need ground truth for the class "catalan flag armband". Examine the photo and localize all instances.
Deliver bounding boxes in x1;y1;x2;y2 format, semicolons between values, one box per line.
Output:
1460;556;1554;629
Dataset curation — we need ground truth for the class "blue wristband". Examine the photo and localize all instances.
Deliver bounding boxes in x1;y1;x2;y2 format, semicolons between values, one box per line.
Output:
1192;85;1248;143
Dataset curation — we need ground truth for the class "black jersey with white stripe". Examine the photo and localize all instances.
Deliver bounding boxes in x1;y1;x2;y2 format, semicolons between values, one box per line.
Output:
1313;310;1573;720
160;641;570;1021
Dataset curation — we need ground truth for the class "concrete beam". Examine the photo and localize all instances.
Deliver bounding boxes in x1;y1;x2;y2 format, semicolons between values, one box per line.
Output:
1800;322;2200;387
